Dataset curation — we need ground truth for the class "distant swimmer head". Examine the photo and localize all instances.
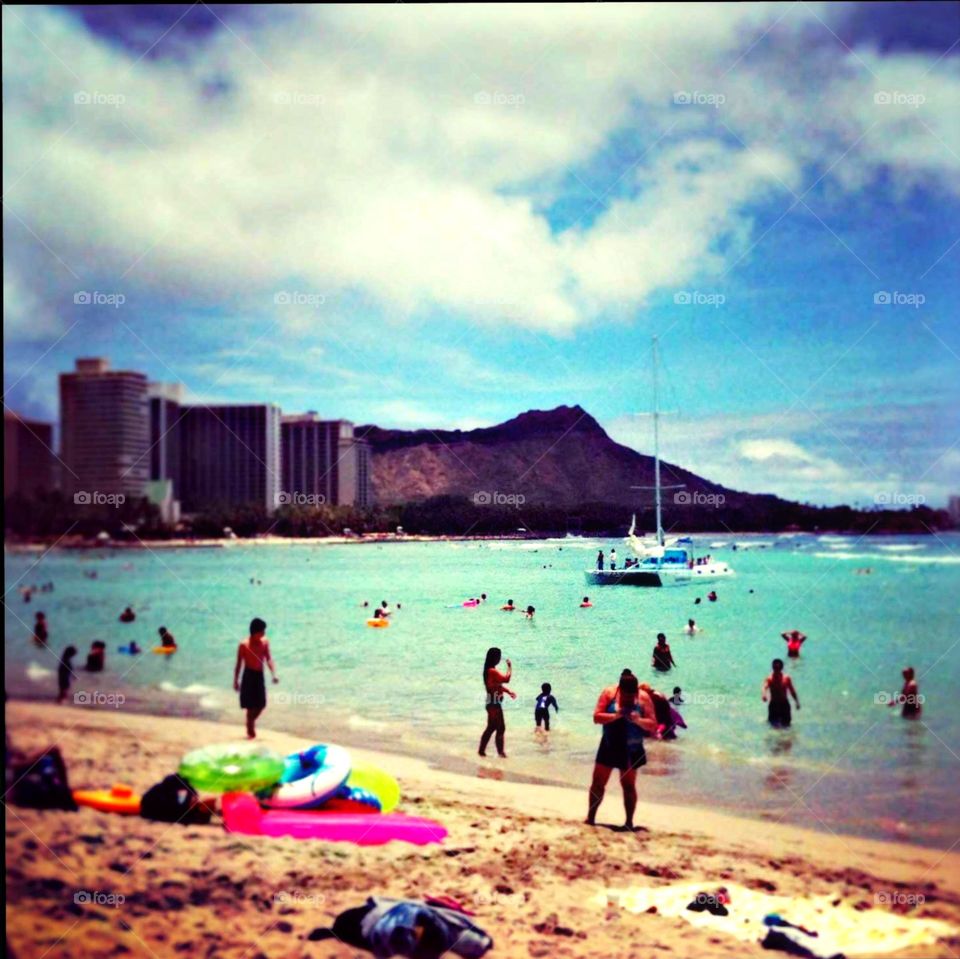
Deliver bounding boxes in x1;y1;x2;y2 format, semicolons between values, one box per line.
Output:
583;596;590;603
688;619;695;627
541;682;552;694
526;606;535;616
158;626;168;636
250;617;267;636
673;686;682;695
619;673;639;704
903;666;915;680
381;600;388;608
772;658;784;672
656;633;667;644
621;668;634;678
481;593;487;601
483;647;502;679
63;645;77;659
695;597;702;604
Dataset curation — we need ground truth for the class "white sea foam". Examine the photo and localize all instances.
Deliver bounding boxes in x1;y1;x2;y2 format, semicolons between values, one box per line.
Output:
813;551;960;565
26;662;53;681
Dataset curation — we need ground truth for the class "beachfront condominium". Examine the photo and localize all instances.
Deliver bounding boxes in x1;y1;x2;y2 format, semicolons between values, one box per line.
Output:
59;358;150;500
4;410;57;498
281;414;372;508
177;404;281;513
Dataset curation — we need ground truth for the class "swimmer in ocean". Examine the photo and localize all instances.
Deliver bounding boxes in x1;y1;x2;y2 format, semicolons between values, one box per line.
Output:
669;686;684;705
501;599;516;611
683;619;699;635
889;666;922;719
580;596;593;608
652;633;676;672
524;606;536;619
762;658;800;728
782;629;806;658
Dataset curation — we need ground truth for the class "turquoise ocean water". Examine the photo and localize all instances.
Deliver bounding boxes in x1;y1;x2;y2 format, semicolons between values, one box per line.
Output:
5;533;959;847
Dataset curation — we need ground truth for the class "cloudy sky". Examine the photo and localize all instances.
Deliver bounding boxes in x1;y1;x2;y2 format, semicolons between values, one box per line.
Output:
3;3;958;506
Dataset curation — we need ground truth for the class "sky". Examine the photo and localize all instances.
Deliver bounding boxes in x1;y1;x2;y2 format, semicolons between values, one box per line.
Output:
3;3;959;507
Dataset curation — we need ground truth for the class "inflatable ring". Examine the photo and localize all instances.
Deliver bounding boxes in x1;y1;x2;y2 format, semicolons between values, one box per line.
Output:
322;784;382;814
366;619;390;628
260;744;351;810
152;646;177;655
342;762;400;813
74;783;142;815
179;743;285;794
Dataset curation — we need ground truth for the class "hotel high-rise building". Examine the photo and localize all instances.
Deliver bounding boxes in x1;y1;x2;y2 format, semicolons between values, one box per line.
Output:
148;382;184;497
59;358;149;500
4;411;57;498
281;414;372;508
177;404;281;512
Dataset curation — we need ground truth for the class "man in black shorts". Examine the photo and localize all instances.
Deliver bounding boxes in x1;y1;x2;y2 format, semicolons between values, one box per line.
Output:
762;658;800;727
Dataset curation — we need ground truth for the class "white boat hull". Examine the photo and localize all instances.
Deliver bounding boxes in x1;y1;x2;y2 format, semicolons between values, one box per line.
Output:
585;561;735;588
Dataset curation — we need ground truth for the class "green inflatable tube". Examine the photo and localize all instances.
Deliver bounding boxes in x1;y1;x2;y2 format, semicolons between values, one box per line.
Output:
179;743;285;794
344;762;400;813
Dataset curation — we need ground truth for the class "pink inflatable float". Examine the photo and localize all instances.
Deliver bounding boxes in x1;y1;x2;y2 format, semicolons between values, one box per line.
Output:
221;793;447;846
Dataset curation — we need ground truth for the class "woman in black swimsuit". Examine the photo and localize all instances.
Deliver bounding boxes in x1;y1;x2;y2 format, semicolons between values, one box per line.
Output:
586;672;658;831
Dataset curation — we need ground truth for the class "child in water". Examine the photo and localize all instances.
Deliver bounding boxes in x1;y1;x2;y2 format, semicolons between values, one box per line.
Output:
669;686;684;705
57;646;77;703
580;596;592;608
501;599;516;611
524;606;536;619
535;683;559;731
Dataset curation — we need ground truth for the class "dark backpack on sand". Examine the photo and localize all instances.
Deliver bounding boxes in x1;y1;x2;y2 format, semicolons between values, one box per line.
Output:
8;746;77;811
140;774;211;825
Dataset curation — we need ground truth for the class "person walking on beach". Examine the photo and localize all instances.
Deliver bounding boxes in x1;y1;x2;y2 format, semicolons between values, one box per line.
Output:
534;683;559;732
585;671;657;831
234;617;279;739
652;633;676;672
57;646;77;704
782;629;806;658
479;647;515;758
889;666;922;719
762;659;800;728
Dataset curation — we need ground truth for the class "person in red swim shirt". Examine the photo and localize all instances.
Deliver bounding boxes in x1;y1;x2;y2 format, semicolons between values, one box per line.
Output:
233;617;279;739
580;596;593;608
781;629;807;658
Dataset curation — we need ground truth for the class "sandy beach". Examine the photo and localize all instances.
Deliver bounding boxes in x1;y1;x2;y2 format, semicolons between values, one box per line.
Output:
5;701;959;959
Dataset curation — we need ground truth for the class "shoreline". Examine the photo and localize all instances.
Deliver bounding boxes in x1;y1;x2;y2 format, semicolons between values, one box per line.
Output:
6;701;960;959
5;529;950;552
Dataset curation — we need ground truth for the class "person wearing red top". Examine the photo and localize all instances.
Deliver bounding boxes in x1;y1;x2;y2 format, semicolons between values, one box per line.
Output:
233;617;279;739
479;646;516;758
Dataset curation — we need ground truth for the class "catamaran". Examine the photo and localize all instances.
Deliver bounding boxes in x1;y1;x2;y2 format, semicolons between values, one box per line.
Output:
584;338;735;588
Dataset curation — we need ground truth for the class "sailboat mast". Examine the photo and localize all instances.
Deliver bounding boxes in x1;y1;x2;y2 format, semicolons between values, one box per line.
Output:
652;335;663;546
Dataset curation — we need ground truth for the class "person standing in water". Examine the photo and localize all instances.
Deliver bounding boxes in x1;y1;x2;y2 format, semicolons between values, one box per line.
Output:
57;646;77;703
762;658;800;728
479;647;515;758
652;633;676;672
233;618;279;739
534;683;559;731
781;629;807;658
32;612;48;647
586;671;658;831
889;667;922;719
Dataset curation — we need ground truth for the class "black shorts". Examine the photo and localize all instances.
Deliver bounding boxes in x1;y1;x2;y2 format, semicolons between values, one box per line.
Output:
240;668;266;711
595;735;646;771
535;707;551;728
768;699;791;727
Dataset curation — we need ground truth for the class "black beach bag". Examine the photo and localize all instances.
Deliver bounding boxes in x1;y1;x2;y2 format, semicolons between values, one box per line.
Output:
140;773;212;825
